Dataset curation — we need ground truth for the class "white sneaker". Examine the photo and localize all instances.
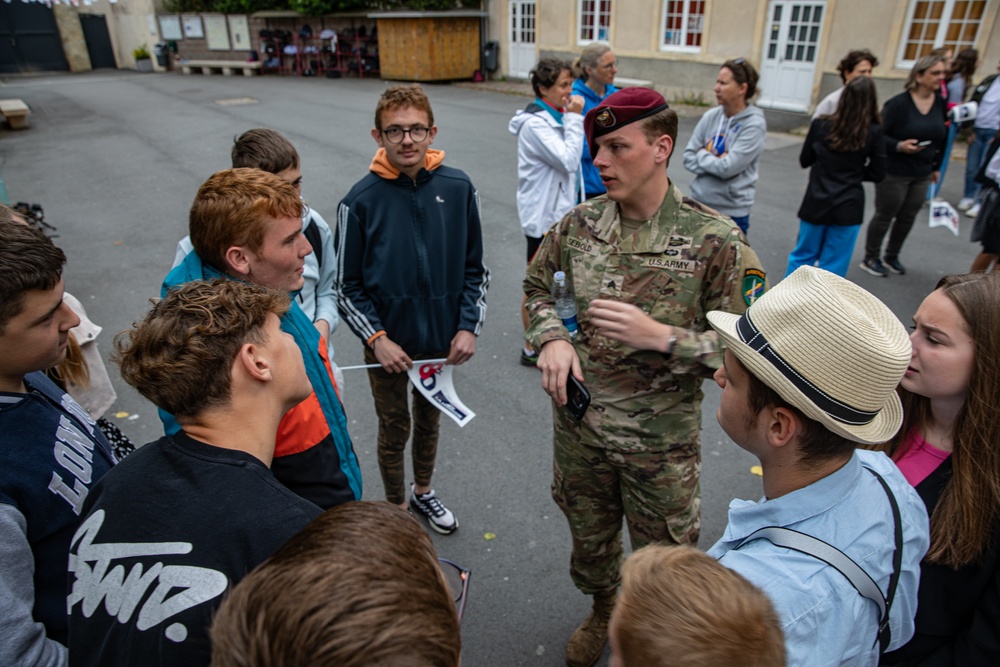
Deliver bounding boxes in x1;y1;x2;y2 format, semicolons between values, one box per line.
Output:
409;486;458;534
958;197;975;210
966;203;981;218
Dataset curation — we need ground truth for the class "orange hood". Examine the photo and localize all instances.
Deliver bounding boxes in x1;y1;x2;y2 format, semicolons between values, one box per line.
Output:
369;148;446;179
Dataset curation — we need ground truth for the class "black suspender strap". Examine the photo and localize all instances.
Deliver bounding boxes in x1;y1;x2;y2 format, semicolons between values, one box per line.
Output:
734;466;904;654
866;467;904;654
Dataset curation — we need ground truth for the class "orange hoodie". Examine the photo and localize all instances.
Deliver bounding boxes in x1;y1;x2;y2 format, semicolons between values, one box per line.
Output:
369;147;446;179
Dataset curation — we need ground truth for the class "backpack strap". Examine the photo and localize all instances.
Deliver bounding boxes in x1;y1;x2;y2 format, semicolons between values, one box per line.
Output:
303;217;323;268
735;467;902;654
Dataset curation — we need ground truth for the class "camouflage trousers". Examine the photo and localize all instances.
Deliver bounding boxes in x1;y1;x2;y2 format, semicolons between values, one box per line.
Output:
364;347;443;505
551;409;701;595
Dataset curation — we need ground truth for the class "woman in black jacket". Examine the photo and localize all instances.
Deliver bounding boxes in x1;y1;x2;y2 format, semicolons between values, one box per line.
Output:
860;54;948;277
877;272;1000;666
785;76;885;277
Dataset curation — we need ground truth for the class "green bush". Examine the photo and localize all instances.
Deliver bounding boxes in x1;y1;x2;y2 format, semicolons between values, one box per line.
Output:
163;0;286;11
289;0;369;15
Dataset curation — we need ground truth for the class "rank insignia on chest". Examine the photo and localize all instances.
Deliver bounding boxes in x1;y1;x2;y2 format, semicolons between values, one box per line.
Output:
743;268;766;305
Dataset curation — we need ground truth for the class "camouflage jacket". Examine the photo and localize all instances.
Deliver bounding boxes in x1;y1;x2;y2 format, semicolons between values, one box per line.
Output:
524;183;766;442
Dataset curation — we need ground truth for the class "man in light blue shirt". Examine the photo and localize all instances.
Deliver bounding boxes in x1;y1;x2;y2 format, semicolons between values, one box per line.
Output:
705;266;930;667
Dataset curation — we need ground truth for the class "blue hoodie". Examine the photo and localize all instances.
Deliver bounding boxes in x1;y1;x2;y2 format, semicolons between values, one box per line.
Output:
573;78;619;197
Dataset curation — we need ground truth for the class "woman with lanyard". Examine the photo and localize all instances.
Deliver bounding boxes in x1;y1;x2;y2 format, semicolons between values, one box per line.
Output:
572;44;619;199
860;54;947;278
877;272;1000;666
509;57;584;366
683;58;767;235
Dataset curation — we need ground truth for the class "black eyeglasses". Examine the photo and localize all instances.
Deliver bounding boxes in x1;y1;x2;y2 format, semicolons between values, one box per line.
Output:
438;558;471;622
382;126;430;144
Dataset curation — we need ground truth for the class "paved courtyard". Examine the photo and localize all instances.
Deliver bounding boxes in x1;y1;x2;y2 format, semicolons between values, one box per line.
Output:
0;70;978;666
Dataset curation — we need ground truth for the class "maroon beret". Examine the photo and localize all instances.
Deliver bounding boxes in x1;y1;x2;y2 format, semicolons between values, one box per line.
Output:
584;87;669;158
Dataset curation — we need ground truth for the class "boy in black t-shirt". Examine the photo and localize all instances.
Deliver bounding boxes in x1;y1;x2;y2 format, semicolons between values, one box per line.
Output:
67;280;322;667
0;217;117;666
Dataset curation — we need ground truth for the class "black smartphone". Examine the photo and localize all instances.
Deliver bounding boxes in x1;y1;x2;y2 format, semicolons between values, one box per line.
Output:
565;375;591;421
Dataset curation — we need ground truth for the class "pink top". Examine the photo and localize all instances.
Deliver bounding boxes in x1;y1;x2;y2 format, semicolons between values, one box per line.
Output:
893;429;951;487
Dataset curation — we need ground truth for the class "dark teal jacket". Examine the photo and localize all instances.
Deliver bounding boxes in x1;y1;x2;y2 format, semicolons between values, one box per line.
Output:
161;254;362;508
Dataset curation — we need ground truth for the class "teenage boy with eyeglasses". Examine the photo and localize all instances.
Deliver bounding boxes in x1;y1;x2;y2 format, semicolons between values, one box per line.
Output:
335;84;490;534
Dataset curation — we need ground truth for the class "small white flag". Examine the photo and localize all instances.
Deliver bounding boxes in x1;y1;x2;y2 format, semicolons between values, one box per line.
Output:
407;362;476;427
929;199;960;237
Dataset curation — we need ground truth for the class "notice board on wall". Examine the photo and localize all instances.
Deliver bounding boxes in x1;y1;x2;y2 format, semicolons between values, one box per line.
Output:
204;15;231;50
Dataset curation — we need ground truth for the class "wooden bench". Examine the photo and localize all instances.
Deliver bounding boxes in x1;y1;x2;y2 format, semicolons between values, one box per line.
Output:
180;60;261;77
0;99;30;130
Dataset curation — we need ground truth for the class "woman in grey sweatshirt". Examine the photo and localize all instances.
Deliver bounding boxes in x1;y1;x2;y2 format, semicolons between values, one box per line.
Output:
683;58;767;235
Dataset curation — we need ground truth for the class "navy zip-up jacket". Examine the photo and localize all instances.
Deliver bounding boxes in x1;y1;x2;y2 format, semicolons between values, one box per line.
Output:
335;149;490;354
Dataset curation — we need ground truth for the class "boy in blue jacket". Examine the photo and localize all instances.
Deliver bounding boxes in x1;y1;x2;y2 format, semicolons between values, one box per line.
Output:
336;84;489;534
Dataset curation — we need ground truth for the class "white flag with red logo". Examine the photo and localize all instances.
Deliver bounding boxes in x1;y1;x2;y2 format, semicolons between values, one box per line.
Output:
407;362;476;427
929;199;960;236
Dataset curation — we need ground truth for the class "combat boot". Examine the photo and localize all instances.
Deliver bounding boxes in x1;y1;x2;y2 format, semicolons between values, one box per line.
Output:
565;590;616;667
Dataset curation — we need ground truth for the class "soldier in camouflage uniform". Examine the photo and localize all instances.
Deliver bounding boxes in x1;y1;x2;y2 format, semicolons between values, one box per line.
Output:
523;87;766;667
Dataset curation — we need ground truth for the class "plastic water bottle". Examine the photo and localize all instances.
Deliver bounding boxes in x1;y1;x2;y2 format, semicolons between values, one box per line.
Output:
552;271;579;338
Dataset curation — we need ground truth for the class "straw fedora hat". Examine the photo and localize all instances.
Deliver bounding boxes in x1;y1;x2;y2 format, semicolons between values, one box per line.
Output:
706;266;911;445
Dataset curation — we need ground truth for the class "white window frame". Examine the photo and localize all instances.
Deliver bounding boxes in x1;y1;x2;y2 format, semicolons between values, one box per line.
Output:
510;0;536;45
659;0;706;53
896;0;989;69
577;0;612;45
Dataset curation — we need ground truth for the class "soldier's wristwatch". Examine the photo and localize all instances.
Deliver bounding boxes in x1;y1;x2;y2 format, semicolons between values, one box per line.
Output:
664;333;677;357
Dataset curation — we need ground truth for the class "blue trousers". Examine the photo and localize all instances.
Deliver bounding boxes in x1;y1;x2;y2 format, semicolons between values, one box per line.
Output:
964;127;997;199
785;221;861;278
731;215;750;234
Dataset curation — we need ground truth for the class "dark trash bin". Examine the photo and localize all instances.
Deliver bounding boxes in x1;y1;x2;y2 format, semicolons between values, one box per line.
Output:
154;43;170;68
482;40;499;72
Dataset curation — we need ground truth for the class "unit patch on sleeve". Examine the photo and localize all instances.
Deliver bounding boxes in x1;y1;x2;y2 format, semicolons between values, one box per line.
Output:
743;268;766;305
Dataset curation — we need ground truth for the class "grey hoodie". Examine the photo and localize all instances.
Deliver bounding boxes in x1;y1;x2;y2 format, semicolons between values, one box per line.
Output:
682;104;767;218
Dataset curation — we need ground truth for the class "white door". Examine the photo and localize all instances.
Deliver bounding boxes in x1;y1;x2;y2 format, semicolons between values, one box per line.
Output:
758;1;825;112
508;0;536;79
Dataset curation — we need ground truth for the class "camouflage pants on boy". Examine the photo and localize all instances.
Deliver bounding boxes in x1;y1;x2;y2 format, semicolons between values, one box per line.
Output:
364;347;443;505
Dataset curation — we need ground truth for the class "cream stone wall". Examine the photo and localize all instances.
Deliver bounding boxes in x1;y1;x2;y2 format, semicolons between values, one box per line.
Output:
537;0;573;51
487;1;507;72
53;4;93;73
77;0;160;71
610;0;655;53
527;0;1000;110
702;0;766;63
980;14;1000;81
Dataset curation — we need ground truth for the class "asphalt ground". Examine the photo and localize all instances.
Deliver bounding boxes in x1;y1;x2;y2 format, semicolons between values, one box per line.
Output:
0;71;979;666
